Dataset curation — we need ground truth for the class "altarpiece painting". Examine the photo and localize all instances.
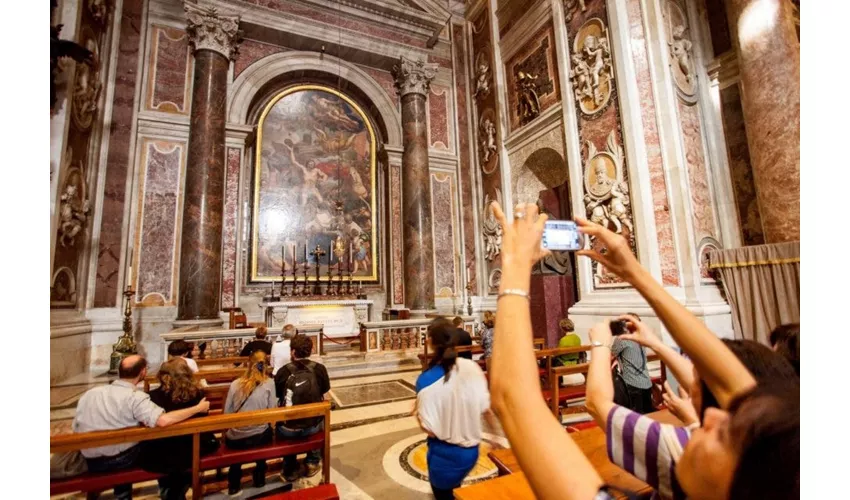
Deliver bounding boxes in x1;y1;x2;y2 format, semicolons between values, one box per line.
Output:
251;85;378;283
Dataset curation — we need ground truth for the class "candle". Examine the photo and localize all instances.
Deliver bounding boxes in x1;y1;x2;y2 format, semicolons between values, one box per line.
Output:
349;241;354;264
292;243;296;270
330;239;334;263
305;241;308;261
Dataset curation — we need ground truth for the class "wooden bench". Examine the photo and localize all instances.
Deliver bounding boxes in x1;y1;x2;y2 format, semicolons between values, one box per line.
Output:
50;402;332;499
419;338;545;372
545;352;666;417
144;367;273;392
195;356;248;369
262;483;340;499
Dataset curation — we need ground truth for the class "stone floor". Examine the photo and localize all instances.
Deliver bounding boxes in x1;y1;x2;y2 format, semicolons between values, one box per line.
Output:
50;364;592;499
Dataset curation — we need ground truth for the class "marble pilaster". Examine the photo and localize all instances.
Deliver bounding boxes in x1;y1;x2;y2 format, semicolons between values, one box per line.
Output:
176;4;240;322
726;0;799;243
394;57;438;313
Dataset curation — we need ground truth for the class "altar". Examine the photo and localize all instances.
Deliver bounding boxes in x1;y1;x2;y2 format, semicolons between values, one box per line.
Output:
261;299;373;337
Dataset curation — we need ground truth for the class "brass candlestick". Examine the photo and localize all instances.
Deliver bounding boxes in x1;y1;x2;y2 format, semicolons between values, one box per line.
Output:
310;244;327;295
466;281;473;316
108;285;139;374
301;258;310;296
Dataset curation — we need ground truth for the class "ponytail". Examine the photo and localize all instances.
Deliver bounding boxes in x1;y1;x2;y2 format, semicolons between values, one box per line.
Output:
427;318;459;382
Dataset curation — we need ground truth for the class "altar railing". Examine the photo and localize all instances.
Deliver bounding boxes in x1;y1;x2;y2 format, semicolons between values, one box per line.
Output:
160;324;324;360
360;316;478;354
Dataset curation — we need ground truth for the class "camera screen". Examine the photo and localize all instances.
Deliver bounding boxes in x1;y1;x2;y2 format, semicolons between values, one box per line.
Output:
542;220;581;251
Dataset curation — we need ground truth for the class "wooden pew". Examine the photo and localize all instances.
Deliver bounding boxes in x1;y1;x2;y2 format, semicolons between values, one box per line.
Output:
144;367;271;392
195;356;248;369
546;353;666;417
50;402;332;500
419;338;545;372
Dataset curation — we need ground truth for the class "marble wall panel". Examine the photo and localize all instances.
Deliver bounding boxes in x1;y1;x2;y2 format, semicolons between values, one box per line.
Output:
452;23;477;292
429;86;450;151
357;65;399;107
242;0;430;49
678;101;717;243
234;39;287;79
94;0;145;307
625;0;679;286
50;334;92;385
720;84;763;245
390;163;404;305
504;22;560;132
145;25;192;114
134;140;184;306
431;173;459;296
221;147;242;309
567;0;637;288
471;6;504;294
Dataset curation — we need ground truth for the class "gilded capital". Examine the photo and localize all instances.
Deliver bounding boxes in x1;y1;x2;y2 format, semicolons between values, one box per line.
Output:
393;56;438;97
184;2;241;60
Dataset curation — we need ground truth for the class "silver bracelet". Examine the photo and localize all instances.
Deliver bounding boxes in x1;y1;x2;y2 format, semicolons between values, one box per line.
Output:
497;289;529;300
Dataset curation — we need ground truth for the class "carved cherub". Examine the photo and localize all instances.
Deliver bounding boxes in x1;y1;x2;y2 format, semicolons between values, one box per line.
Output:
59;184;90;247
582;35;611;105
474;59;491;99
669;25;694;87
570;53;593;102
479;117;497;164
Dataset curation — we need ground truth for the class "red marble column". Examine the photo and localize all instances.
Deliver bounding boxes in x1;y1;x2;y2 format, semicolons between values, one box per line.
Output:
177;5;240;323
394;57;438;313
726;0;800;243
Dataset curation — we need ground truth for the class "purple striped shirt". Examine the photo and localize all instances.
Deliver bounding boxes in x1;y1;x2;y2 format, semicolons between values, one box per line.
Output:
606;405;690;500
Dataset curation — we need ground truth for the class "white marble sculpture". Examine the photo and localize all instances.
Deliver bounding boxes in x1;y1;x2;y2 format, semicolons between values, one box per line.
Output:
479;117;497;164
482;190;503;262
59;184;90;247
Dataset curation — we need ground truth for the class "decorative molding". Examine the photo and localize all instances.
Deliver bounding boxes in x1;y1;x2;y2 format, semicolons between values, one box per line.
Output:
570;18;613;117
664;0;698;103
393;56;439;97
184;2;241;60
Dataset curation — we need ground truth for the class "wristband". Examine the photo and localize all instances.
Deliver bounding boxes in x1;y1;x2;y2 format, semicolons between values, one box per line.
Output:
591;341;611;349
497;289;529;300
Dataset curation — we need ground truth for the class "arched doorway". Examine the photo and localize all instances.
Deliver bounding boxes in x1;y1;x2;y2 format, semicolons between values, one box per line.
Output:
517;147;578;346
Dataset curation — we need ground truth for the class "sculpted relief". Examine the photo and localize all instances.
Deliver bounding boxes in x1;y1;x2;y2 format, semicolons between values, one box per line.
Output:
473;52;491;100
58;152;90;248
516;71;541;125
71;35;102;131
563;0;587;22
478;109;498;174
665;1;697;101
482;189;503;262
570;19;613;117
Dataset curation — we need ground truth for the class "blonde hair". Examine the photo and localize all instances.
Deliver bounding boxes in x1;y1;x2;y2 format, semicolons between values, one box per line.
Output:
236;350;269;404
158;358;201;404
483;311;496;328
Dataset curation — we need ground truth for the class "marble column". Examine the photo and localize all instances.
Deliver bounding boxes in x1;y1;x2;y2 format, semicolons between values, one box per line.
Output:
176;4;240;323
393;57;438;313
726;0;800;243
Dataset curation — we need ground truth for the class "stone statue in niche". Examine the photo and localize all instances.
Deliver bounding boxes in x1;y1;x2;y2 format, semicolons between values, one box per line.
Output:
59;183;90;247
71;38;101;131
516;71;541;125
473;53;491;99
482;189;503;262
563;0;587;22
479;117;497;164
583;131;633;237
571;19;613;116
665;1;697;100
88;0;110;24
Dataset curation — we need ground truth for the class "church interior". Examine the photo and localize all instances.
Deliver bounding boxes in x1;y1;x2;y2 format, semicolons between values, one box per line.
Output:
49;0;801;498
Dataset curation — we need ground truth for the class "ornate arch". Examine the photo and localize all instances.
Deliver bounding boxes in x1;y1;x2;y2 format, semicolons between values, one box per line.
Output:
228;52;402;147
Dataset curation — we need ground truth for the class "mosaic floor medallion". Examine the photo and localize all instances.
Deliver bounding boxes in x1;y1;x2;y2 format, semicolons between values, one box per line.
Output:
382;433;504;493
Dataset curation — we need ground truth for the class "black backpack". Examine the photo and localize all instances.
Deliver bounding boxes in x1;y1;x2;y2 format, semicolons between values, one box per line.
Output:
281;361;323;429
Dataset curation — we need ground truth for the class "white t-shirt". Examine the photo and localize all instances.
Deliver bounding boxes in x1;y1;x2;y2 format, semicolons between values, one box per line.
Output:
415;357;490;448
271;339;291;375
183;357;198;373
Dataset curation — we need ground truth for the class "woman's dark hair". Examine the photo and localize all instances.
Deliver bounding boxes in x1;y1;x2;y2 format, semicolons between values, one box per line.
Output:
727;383;800;499
167;340;192;357
769;323;800;375
699;339;798;419
428;318;459;382
290;334;313;359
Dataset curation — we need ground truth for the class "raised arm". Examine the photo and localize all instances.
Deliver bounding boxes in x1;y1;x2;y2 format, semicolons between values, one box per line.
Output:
616;314;696;392
577;220;755;409
489;202;603;500
156;398;210;427
585;322;617;429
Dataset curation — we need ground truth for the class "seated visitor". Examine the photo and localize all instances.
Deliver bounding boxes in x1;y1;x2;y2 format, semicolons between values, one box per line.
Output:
239;325;273;358
451;316;473;360
610;312;654;414
223;350;278;496
72;355;210;500
587;315;799;498
167;339;198;373
554;318;585;386
770;322;800;375
274;334;331;481
486;201;799;500
271;324;295;375
139;358;219;500
416;318;493;500
480;311;496;371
